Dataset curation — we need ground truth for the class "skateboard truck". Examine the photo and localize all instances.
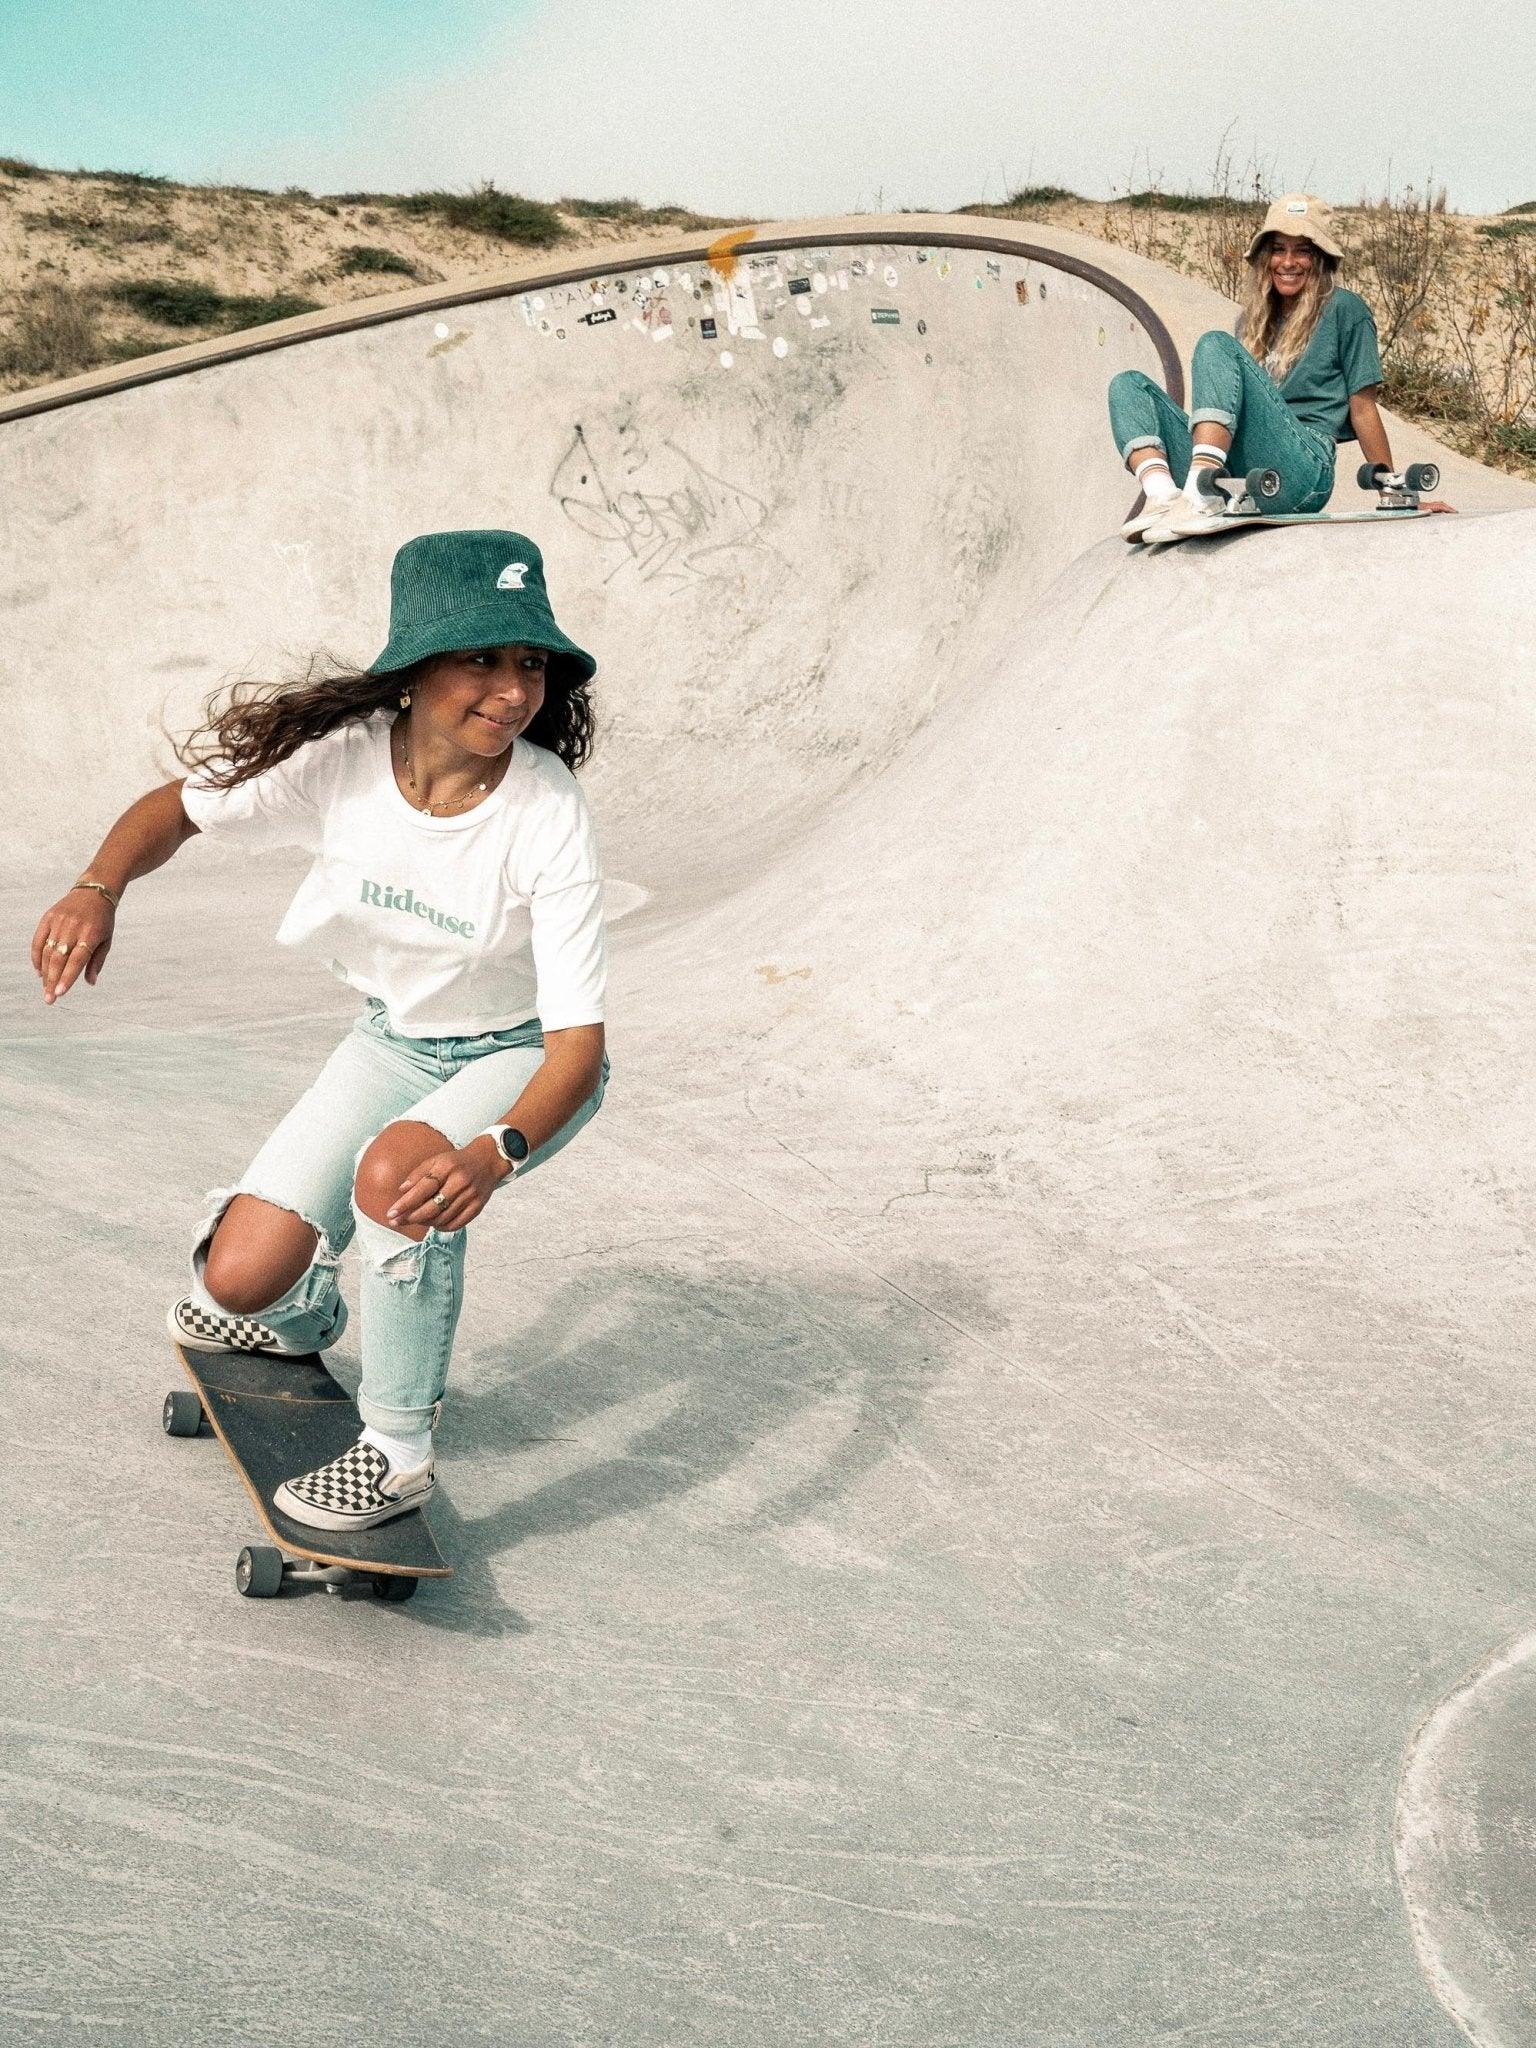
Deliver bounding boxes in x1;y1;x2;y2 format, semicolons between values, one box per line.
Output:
234;1544;418;1601
1195;465;1285;517
1357;460;1439;510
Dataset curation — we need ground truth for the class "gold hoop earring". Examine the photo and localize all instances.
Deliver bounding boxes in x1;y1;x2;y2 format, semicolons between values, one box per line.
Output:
399;690;411;709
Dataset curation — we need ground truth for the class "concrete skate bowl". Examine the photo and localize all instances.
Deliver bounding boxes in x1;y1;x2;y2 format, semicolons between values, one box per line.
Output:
6;218;1536;2043
0;224;1174;900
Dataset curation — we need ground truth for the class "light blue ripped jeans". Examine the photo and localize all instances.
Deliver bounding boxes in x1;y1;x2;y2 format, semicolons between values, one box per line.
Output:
187;999;608;1436
1107;329;1335;515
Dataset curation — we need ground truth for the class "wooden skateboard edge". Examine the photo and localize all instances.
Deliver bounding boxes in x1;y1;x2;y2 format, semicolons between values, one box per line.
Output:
1146;507;1432;545
172;1342;454;1580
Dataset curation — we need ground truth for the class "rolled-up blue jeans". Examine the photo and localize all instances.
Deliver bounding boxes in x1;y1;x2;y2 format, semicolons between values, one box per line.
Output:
186;998;608;1436
1107;329;1335;514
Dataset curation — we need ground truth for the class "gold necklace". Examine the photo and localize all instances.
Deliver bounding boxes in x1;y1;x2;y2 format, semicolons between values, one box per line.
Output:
397;715;506;815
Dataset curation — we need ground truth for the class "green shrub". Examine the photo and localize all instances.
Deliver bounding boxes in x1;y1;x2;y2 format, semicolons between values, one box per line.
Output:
107;278;319;329
1487;419;1536;461
557;195;729;230
1126;189;1263;214
109;278;226;325
79;167;172;189
0;282;102;379
1503;200;1536;215
336;243;420;278
1381;356;1477;426
22;206;173;246
231;292;320;324
396;182;567;247
1478;220;1536;240
1005;185;1080;206
0;156;44;179
560;196;647;219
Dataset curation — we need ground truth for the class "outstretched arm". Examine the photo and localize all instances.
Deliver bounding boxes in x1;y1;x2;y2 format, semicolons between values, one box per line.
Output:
1349;386;1393;468
31;779;200;1004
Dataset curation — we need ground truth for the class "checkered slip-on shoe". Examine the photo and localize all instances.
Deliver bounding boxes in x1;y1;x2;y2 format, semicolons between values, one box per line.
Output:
167;1296;315;1357
273;1439;435;1532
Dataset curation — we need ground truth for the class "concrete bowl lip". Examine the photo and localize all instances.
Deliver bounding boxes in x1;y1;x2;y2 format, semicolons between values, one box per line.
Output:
1393;1622;1536;2046
0;211;1184;427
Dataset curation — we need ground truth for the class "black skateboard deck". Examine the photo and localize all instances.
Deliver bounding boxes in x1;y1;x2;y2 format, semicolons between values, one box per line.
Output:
165;1342;451;1601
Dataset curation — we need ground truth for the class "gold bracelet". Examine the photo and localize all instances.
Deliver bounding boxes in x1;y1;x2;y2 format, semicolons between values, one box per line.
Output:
71;878;121;911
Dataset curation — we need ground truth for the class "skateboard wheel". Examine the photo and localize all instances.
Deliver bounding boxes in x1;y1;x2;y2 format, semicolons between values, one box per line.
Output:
236;1545;284;1598
162;1389;203;1437
1357;461;1389;491
371;1574;419;1603
1247;467;1282;501
1405;461;1439;493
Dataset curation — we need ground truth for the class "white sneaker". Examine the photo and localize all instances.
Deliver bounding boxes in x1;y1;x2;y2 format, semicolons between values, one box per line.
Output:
1121;500;1177;541
273;1437;435;1532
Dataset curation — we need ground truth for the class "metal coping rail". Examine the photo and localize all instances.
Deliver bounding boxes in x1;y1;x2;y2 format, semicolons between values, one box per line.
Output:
0;227;1184;426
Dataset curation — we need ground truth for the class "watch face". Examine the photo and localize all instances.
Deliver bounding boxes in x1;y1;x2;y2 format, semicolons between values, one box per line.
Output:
500;1127;530;1163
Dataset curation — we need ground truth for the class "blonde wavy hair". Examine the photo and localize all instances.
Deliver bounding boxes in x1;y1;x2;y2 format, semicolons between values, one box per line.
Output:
1238;236;1339;380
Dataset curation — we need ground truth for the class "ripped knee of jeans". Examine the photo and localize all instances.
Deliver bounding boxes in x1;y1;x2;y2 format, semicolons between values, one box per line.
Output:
351;1202;455;1289
191;1183;343;1279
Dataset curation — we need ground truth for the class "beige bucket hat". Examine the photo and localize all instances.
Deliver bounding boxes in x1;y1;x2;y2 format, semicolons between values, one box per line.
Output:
1245;192;1344;265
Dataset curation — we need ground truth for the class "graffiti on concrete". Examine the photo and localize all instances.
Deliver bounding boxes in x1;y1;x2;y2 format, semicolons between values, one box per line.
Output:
550;422;782;589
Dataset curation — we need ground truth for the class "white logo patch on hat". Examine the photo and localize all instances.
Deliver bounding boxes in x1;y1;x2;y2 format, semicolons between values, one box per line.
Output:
1286;200;1308;214
496;562;530;590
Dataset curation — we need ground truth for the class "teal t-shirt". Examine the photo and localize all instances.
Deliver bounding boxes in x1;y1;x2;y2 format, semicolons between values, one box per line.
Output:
1244;287;1384;444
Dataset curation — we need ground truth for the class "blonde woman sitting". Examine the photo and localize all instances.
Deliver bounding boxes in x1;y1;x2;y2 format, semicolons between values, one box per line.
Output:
1109;193;1452;539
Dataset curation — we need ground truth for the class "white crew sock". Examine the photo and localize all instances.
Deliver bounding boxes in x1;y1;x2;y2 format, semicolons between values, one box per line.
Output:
1136;460;1179;503
361;1424;434;1473
1183;444;1228;502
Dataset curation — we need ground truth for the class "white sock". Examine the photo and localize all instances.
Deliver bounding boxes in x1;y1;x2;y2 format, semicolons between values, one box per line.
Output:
361;1424;434;1473
1184;445;1228;501
1136;461;1179;503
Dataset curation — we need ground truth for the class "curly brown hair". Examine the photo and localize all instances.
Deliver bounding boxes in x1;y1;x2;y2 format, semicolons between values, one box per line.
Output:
174;653;596;790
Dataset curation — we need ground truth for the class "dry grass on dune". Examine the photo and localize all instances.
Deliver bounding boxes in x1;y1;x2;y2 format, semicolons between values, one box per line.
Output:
1;155;1533;478
0;161;736;394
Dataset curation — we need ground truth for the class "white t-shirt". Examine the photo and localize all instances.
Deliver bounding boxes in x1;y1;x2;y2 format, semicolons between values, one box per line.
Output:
181;710;606;1038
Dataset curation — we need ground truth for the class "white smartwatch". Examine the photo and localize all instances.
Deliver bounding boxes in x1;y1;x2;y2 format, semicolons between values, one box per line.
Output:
478;1123;530;1175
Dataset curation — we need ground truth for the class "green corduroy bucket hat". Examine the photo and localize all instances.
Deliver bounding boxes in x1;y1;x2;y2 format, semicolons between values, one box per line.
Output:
368;530;596;686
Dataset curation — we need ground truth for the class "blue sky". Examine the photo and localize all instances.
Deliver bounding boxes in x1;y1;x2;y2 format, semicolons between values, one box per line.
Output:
1;0;1532;216
0;0;521;185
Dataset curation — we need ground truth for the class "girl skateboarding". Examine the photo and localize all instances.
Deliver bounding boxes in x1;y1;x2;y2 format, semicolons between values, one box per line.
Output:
31;530;608;1532
1109;192;1452;539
